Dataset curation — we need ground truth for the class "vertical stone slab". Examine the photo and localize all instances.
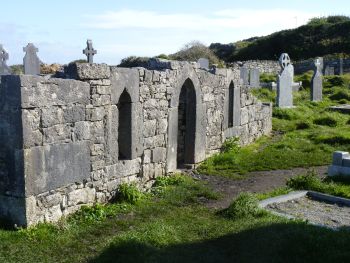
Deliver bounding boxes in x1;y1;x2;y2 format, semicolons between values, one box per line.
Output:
276;53;294;108
249;68;260;88
240;67;249;86
166;107;178;173
23;43;40;75
311;58;323;102
0;44;11;75
198;58;209;70
233;86;241;126
339;58;344;75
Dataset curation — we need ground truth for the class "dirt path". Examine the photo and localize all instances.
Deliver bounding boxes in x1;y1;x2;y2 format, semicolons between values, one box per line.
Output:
191;166;328;210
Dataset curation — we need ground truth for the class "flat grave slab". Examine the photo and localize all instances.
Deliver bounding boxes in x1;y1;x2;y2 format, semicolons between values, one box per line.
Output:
329;104;350;114
260;191;350;229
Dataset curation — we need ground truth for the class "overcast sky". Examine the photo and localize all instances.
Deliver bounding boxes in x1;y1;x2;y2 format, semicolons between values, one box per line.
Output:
1;0;349;65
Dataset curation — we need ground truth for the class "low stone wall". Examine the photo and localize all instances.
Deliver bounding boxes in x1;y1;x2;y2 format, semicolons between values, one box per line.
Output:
294;58;350;75
230;60;280;75
0;59;272;226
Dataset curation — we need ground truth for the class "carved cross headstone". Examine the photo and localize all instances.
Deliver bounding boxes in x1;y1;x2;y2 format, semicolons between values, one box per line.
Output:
311;58;323;102
23;43;40;75
276;53;294;108
0;44;11;75
198;58;209;70
83;39;97;64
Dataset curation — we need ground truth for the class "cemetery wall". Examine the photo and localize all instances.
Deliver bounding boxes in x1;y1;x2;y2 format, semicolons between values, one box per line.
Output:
295;58;350;75
231;60;280;74
0;59;272;226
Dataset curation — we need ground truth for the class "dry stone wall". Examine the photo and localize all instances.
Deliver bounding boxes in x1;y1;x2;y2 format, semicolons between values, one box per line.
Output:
0;59;272;226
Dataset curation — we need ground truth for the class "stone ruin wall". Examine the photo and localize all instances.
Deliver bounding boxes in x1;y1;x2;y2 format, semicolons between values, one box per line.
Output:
0;59;272;226
231;60;280;75
294;58;350;75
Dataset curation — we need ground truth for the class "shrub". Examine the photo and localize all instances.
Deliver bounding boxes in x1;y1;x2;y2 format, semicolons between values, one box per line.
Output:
296;121;311;130
221;137;240;153
294;71;313;89
118;183;145;204
325;76;345;87
329;90;350;101
273;108;299;120
225;193;265;219
286;171;325;191
153;175;186;187
315;135;350;145
313;116;337;127
118;56;150;68
260;73;276;83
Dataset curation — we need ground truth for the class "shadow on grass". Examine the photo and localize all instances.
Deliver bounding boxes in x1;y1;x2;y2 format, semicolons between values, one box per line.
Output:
89;223;350;263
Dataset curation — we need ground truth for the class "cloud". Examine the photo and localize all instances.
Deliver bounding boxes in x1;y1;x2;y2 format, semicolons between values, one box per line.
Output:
84;8;318;32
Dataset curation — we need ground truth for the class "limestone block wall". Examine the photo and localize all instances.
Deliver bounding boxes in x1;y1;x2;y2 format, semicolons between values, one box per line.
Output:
0;59;272;226
231;60;280;75
294;58;350;75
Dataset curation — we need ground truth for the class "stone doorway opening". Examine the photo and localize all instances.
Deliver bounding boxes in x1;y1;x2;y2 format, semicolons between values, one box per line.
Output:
177;78;197;168
118;89;132;160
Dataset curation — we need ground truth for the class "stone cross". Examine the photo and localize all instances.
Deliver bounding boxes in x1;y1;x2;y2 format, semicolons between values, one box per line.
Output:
23;43;40;75
276;53;294;108
198;58;209;70
249;68;260;88
83;39;97;64
0;44;11;75
311;58;323;102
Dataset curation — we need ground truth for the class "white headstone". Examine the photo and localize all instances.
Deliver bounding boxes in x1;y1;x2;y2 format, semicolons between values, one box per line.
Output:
198;58;209;70
249;68;260;88
23;43;40;75
276;53;294;108
0;44;11;75
311;58;323;102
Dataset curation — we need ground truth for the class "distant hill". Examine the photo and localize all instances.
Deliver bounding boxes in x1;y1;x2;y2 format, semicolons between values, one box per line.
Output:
210;16;350;62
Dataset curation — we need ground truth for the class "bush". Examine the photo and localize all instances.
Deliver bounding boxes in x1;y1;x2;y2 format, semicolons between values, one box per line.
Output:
329;90;350;101
118;56;150;68
118;183;145;204
260;73;276;83
170;41;220;65
296;121;311;130
225;193;265;219
325;76;345;87
286;171;324;191
221;137;240;153
273;108;299;120
313;116;338;127
294;71;313;89
153;175;186;187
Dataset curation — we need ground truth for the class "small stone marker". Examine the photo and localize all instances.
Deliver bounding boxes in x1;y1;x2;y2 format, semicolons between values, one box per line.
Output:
311;58;323;102
276;53;294;108
328;151;350;176
240;67;249;86
83;39;97;64
249;68;260;88
23;43;40;75
0;44;11;75
197;58;209;70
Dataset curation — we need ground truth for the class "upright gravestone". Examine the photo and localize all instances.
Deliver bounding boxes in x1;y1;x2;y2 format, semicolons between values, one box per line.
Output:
249;68;260;88
197;58;209;70
276;53;294;108
311;58;323;102
240;67;249;86
83;39;97;64
0;44;11;75
23;43;40;75
324;65;335;76
339;58;344;75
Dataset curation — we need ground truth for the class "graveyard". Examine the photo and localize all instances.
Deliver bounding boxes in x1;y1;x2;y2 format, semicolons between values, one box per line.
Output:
2;2;350;261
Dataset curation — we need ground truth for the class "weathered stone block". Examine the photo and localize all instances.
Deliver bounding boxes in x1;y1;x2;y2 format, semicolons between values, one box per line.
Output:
67;188;96;206
152;147;166;163
65;63;111;80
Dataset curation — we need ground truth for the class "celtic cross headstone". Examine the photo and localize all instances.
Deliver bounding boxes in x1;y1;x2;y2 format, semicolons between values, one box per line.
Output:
0;44;11;75
83;39;97;64
311;58;323;102
23;43;40;75
276;53;294;108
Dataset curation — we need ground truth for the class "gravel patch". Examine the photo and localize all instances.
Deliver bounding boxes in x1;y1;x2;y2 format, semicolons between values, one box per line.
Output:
267;196;350;228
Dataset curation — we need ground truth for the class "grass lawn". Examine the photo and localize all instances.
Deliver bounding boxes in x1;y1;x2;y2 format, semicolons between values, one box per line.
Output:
1;175;350;263
198;73;350;177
